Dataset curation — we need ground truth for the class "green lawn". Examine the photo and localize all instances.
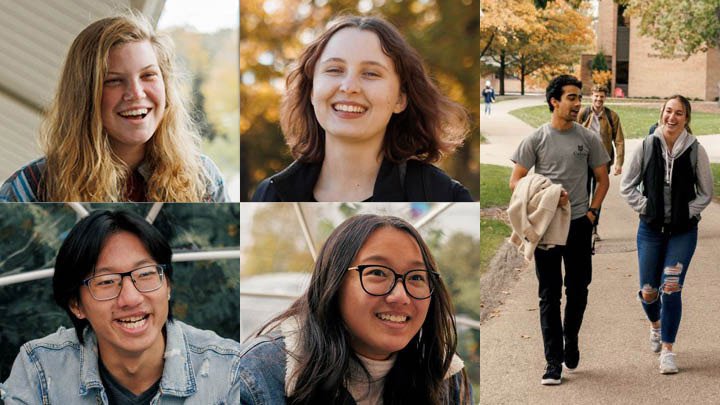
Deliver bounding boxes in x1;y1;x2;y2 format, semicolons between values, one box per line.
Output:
509;104;720;139
480;219;511;277
712;163;720;198
480;164;512;208
480;163;514;276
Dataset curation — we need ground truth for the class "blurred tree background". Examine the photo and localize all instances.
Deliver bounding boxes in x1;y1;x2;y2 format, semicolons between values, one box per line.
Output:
240;203;479;398
0;203;239;379
481;0;593;94
163;25;240;198
240;0;480;201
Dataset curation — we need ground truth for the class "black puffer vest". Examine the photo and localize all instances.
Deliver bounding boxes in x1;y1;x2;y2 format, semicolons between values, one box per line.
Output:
640;137;698;233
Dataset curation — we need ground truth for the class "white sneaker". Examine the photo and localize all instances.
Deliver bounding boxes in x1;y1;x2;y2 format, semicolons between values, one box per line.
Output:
659;351;678;374
650;328;661;353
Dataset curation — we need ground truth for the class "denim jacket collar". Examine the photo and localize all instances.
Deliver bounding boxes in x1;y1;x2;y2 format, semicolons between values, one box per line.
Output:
78;320;196;398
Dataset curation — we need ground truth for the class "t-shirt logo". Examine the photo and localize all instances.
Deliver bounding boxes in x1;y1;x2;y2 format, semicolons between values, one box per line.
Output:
574;144;589;158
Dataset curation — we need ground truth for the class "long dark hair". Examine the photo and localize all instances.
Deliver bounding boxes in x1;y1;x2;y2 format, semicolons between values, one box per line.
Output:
256;214;469;404
280;15;468;164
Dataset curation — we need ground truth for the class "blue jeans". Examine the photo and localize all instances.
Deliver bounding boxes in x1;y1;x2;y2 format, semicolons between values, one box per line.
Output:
636;220;697;344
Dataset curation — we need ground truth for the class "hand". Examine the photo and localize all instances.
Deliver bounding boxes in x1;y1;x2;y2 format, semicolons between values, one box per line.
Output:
586;211;597;224
558;189;569;207
614;165;622;176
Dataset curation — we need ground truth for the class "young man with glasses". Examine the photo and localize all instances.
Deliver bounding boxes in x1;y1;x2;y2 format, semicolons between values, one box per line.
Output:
1;210;240;404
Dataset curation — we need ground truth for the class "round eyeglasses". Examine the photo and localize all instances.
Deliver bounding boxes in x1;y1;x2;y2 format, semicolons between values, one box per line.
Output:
347;264;439;300
82;264;166;301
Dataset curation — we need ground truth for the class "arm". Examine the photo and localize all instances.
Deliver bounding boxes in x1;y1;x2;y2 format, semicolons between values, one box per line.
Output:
619;144;647;213
689;145;714;217
509;164;529;191
613;113;625;175
588;164;609;222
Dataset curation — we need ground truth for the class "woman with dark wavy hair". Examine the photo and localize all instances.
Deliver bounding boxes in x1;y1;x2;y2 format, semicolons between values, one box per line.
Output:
251;15;472;202
239;214;472;404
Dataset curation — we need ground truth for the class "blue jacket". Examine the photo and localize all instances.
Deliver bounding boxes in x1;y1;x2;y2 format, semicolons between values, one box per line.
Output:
0;320;241;404
239;333;471;404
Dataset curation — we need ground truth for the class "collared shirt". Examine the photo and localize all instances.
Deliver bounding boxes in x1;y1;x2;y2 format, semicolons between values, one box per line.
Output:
0;320;241;404
0;155;227;202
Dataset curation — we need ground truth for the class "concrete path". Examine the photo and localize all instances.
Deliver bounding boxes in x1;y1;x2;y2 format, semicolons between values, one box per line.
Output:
480;96;720;403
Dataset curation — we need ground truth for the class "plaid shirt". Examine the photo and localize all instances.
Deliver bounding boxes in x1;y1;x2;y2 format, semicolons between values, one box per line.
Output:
0;155;227;202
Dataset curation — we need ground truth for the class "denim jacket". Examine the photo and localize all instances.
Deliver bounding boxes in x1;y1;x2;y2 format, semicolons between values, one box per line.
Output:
0;320;241;404
239;318;471;404
0;155;227;202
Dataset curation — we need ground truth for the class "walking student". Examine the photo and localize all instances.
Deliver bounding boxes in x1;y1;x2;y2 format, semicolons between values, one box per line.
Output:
577;84;625;240
509;75;609;385
620;95;713;374
482;80;496;116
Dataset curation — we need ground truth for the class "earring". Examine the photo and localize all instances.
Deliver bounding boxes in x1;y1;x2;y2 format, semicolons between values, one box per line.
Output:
168;292;171;300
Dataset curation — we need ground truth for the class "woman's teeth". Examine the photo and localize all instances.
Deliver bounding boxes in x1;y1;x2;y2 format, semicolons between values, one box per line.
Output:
376;313;408;323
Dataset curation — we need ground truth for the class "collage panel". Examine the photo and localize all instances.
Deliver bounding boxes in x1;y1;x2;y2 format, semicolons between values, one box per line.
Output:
0;203;240;402
239;202;480;402
481;0;720;403
0;0;239;202
240;0;480;202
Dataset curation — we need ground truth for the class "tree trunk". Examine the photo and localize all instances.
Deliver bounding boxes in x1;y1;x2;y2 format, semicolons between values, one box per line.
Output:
499;50;506;96
520;61;526;96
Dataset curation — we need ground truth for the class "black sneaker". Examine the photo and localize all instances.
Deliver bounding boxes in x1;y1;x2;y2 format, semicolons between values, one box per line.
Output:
564;339;580;371
541;363;562;385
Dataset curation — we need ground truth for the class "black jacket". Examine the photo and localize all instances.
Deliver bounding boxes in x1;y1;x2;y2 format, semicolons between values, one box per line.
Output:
640;137;698;233
251;159;473;202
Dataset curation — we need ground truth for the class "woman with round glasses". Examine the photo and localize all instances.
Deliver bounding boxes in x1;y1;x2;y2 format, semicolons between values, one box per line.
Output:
251;15;472;202
0;13;226;202
239;214;472;404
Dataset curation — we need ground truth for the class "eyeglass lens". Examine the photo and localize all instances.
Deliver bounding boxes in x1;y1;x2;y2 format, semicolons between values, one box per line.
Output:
360;266;432;299
87;265;164;300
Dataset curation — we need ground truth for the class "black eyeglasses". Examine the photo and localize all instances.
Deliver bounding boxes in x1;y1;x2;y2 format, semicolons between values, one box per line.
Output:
82;264;166;301
347;264;439;300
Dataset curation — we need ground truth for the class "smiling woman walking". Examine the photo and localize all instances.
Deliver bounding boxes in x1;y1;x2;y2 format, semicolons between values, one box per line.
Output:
251;15;471;202
0;13;226;202
620;94;713;374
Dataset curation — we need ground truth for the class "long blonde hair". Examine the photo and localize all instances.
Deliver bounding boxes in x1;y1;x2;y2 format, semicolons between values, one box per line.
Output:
41;12;207;201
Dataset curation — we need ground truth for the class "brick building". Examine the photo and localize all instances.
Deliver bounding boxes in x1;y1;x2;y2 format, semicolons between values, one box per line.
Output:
590;0;720;100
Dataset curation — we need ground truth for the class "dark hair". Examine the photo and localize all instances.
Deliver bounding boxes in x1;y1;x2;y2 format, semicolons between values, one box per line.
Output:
53;210;174;343
281;15;468;164
660;94;693;134
545;74;583;112
256;214;469;404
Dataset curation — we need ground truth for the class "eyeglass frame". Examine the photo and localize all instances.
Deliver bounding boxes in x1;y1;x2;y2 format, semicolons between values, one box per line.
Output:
347;264;440;300
81;264;167;301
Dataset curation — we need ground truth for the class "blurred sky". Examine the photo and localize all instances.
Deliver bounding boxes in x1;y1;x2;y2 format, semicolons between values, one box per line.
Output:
158;0;238;32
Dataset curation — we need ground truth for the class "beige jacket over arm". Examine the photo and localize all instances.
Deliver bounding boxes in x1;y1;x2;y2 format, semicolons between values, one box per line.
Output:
507;174;571;261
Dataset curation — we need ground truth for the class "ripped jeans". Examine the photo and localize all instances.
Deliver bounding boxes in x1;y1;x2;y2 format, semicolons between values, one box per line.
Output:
637;220;697;344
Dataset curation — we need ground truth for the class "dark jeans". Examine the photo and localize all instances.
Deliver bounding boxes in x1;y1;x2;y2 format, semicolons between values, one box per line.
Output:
534;216;593;364
637;220;697;343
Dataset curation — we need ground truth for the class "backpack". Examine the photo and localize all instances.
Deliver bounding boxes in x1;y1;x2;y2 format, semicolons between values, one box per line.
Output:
580;106;616;140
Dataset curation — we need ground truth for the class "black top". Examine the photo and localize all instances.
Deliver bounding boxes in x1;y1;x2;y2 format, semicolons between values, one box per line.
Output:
99;360;161;405
251;159;473;202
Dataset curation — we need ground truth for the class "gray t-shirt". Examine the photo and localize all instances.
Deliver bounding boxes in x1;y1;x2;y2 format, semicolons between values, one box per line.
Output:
511;122;610;219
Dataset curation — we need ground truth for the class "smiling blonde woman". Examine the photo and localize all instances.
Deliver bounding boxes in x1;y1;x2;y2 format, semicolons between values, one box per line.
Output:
0;13;226;202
